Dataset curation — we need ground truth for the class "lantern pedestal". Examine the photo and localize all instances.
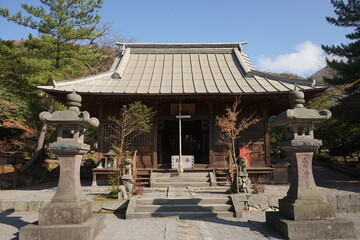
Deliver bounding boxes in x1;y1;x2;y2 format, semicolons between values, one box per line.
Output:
19;91;104;240
265;90;355;239
266;212;355;240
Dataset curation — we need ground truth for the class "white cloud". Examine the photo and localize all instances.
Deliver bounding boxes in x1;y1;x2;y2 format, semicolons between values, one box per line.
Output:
256;41;326;77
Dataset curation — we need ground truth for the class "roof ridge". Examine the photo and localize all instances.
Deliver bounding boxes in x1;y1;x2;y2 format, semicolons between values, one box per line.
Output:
117;42;248;49
250;70;317;87
52;71;113;87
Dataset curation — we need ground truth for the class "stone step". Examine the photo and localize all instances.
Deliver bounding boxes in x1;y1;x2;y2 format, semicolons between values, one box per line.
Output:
137;197;231;205
151;182;211;188
127;197;235;219
154;173;210;178
155;177;210;182
135;203;233;212
131;211;234;219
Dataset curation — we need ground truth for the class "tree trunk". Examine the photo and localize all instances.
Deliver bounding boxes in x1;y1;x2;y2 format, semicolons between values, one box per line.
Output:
18;123;47;174
55;41;61;69
228;149;239;194
18;100;53;174
231;140;239;193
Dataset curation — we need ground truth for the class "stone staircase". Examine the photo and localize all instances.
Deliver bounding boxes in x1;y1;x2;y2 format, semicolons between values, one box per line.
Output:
150;171;216;188
214;168;230;186
126;195;235;219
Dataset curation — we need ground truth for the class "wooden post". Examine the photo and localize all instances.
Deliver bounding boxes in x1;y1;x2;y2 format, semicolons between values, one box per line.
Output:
132;150;137;177
176;101;191;174
208;101;214;168
97;102;104;152
263;99;271;167
178;101;183;174
13;164;17;189
152;116;158;169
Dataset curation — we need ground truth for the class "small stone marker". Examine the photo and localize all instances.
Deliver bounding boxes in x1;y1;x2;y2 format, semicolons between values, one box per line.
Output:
265;90;355;239
19;91;105;240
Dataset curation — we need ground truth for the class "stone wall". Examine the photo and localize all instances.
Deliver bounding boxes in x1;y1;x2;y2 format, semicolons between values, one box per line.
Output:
1;194;359;214
0;199;128;213
234;193;360;213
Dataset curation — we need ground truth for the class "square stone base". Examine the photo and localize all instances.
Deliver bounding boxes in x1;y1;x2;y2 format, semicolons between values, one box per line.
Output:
39;200;92;225
19;214;105;240
266;211;356;240
279;197;335;220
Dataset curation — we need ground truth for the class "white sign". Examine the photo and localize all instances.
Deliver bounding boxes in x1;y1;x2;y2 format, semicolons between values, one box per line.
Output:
171;155;194;169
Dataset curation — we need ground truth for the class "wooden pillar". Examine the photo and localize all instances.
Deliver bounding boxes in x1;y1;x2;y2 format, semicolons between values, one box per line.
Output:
97;101;104;153
152;101;160;169
152;116;158;169
263;99;271;167
208;101;214;168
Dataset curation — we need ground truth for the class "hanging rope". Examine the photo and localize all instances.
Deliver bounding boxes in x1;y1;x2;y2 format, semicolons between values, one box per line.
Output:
306;78;360;108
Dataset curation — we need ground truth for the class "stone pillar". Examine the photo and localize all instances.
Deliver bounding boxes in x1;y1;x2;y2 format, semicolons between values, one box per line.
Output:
277;144;336;222
51;154;84;203
38;154;93;226
19;91;105;240
265;90;355;239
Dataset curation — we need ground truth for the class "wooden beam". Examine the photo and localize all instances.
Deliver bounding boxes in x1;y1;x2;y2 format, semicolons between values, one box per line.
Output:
98;102;104;152
152;115;158;169
209;102;214;168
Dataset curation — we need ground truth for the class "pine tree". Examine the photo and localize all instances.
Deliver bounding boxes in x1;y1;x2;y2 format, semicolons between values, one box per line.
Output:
0;0;104;69
321;0;360;93
318;0;360;163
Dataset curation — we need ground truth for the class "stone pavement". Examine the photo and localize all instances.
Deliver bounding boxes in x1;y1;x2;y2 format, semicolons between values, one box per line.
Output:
0;165;359;240
1;209;359;240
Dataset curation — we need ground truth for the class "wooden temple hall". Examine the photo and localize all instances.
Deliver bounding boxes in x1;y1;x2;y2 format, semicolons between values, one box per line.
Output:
39;42;326;185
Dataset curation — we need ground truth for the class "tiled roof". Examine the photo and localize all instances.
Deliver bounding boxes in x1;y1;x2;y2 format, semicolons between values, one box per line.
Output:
38;43;327;95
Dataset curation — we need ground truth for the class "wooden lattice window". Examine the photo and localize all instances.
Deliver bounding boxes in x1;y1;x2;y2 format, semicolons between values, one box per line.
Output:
102;123;152;144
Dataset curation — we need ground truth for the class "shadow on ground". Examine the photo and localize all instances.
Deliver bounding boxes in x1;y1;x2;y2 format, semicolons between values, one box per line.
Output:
313;165;360;193
203;217;285;239
0;210;34;240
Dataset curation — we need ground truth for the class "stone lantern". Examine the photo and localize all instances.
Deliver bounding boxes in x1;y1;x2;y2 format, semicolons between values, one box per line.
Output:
20;91;104;240
266;90;355;239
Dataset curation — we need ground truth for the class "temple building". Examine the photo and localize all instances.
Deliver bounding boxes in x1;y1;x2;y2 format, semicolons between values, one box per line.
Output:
39;42;327;185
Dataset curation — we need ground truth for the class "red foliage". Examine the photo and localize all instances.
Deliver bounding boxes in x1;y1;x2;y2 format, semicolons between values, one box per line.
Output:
131;175;144;195
2;119;29;131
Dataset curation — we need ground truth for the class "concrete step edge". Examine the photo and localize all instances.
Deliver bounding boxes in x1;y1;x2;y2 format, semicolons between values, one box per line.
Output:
136;198;231;205
151;183;211;187
131;211;234;218
135;205;233;212
135;203;233;209
155;178;210;182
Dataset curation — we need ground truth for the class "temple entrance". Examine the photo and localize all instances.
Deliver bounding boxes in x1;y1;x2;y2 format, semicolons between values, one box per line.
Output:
157;119;209;166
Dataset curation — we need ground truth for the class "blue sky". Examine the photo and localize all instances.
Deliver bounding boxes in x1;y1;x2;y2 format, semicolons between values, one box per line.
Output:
0;0;351;77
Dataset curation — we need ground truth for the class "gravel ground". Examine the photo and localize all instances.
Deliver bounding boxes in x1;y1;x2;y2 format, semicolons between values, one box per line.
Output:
1;211;359;240
0;181;112;201
1;165;359;240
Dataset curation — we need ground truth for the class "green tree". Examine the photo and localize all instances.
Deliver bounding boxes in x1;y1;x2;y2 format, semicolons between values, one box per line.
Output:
107;101;156;186
321;0;360;93
0;40;37;152
0;34;117;172
0;0;103;69
318;0;360;162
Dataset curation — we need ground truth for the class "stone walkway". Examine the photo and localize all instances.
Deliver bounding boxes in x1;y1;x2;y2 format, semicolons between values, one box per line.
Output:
1;210;359;240
0;165;359;240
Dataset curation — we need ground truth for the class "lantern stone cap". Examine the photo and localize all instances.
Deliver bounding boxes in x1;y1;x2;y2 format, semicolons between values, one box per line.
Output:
105;150;116;156
65;90;82;109
39;91;99;128
269;89;331;126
